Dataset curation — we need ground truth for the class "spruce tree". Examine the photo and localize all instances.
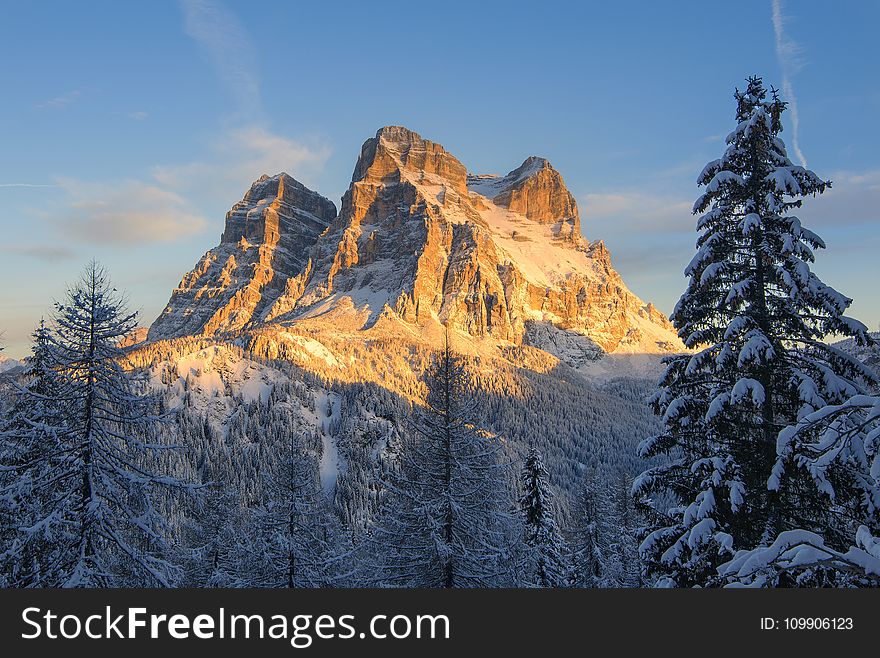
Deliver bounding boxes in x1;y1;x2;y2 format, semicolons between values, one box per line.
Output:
635;77;876;586
1;261;189;587
519;446;566;587
719;393;880;585
178;484;245;587
247;434;339;587
567;468;607;587
367;332;517;587
0;321;66;586
603;470;642;587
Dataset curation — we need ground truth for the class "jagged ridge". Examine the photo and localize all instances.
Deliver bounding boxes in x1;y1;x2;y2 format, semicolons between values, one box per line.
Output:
149;173;336;341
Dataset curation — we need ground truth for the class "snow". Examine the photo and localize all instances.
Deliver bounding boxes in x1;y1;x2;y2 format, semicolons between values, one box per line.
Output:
314;390;343;497
766;168;802;196
465;158;548;199
856;526;880;559
466;174;504;198
730;378;765;406
524;322;602;367
705;170;744;194
737;331;775;367
151;345;285;411
579;350;669;381
280;332;339;368
410;168;602;288
176;351;225;397
697;159;721;184
239;375;273;405
719;529;880;583
472;201;599;287
742;213;761;235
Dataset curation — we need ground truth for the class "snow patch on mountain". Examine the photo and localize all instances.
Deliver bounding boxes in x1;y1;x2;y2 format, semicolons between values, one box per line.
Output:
152;345;285;410
314;390;344;497
280;332;340;368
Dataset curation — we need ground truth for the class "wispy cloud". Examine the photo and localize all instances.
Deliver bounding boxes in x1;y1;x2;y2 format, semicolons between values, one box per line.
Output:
583;191;694;235
771;0;807;167
179;0;260;120
36;90;82;110
164;2;331;199
1;245;76;261
30;1;330;251
52;178;209;245
151;125;331;197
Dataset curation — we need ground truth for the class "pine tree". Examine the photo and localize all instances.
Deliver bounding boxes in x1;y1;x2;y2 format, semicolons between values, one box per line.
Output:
566;468;607;587
367;332;518;587
247;433;339;587
719;393;880;585
1;261;189;587
603;470;642;587
0;321;66;586
178;484;245;587
519;446;566;587
635;77;877;586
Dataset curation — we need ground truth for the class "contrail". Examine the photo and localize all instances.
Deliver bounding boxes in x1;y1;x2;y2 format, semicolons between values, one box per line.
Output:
0;183;57;188
178;0;261;119
771;0;807;167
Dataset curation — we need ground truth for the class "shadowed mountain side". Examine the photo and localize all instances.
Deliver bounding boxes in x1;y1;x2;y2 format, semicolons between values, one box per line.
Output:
123;332;661;530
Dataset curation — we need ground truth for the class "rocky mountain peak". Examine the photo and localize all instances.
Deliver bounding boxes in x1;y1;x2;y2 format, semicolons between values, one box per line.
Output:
221;172;336;246
351;126;468;195
149;127;683;358
467;156;580;242
148;173;335;341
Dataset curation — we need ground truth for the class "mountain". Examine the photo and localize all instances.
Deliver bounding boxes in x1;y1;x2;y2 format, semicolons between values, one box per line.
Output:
835;331;880;374
148;173;337;340
149;126;681;363
130;126;684;527
0;355;21;374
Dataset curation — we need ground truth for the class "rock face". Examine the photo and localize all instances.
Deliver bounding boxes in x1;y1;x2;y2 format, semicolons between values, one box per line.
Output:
149;173;336;340
468;156;580;242
150;126;682;356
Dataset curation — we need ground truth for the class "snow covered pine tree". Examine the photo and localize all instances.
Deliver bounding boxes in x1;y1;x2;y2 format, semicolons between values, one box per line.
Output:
247;433;342;587
519;446;566;587
718;393;880;585
567;468;642;587
367;332;518;587
0;261;190;587
603;470;643;587
634;77;878;587
566;468;607;587
0;321;66;586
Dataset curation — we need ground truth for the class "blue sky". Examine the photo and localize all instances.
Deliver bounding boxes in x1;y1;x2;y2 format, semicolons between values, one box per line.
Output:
1;0;878;357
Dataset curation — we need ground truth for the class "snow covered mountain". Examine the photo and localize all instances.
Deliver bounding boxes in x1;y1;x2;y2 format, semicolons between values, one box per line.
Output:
835;331;880;375
132;126;685;516
0;355;21;375
149;126;682;361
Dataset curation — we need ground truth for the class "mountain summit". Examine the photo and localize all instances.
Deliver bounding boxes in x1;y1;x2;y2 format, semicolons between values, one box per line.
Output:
148;172;336;340
149;126;681;360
